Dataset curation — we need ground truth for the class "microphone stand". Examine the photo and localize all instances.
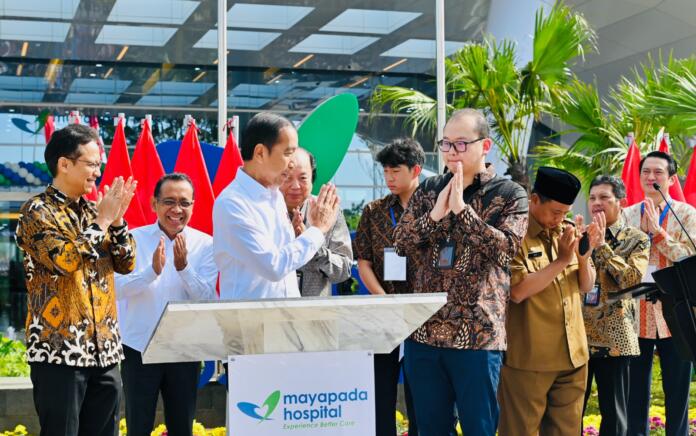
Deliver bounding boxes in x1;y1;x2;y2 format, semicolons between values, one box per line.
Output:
651;183;696;350
653;183;696;252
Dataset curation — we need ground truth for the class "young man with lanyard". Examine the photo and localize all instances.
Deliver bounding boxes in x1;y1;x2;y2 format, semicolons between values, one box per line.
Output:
498;166;602;436
624;151;696;436
581;175;650;436
353;137;424;436
393;109;529;435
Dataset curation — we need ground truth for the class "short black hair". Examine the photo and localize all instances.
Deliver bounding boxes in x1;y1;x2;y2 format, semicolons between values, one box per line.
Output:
44;124;100;177
240;113;294;161
154;173;195;199
639;151;677;176
531;189;553;203
589;175;626;199
376;137;425;169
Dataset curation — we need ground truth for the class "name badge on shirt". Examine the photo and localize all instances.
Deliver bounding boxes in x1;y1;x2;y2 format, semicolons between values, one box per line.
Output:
384;247;407;281
584;285;600;306
528;250;543;259
437;240;456;270
643;265;657;283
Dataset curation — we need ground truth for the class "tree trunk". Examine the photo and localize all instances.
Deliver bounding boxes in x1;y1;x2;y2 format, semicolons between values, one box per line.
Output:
505;160;529;191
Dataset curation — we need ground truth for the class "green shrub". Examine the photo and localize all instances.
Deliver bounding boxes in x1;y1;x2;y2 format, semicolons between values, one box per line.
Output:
0;336;30;377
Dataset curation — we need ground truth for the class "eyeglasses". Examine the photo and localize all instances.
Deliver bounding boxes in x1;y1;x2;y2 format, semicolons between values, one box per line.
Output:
69;158;103;170
437;137;485;153
158;199;194;209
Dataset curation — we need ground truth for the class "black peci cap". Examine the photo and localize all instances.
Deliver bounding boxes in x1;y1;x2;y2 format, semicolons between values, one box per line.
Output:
533;166;581;205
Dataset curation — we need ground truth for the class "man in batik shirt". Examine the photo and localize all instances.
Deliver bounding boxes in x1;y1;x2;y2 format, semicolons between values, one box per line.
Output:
624;151;696;436
394;109;528;435
581;175;649;436
15;124;137;436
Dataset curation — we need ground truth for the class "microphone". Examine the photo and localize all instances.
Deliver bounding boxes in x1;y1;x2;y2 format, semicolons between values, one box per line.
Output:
652;183;696;252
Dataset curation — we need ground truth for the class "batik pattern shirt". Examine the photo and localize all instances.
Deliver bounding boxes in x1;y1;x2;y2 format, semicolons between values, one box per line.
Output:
394;170;528;350
624;200;696;339
353;194;412;295
15;185;136;367
583;217;649;357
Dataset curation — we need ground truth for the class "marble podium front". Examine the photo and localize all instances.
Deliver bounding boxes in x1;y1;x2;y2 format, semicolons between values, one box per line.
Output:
141;293;447;363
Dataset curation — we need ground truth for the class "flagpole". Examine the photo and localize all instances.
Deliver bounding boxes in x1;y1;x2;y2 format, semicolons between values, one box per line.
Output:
217;0;227;149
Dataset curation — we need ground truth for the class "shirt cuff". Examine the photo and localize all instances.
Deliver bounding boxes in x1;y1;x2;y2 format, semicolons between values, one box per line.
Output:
594;243;613;262
304;226;326;250
141;265;159;284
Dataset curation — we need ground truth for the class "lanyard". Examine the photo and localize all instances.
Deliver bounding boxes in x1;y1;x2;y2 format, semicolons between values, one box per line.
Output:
389;207;397;228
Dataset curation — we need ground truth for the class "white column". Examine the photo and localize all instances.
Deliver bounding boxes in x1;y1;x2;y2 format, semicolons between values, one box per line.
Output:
217;0;228;148
435;0;446;172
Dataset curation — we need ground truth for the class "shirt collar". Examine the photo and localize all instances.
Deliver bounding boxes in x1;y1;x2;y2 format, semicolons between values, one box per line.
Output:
606;215;625;239
237;168;275;201
46;184;89;209
385;194;400;209
528;214;545;238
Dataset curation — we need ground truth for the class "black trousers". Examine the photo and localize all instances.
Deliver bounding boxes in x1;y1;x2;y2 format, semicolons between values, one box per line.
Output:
121;345;200;436
374;346;418;436
581;356;632;436
627;337;692;436
29;361;120;436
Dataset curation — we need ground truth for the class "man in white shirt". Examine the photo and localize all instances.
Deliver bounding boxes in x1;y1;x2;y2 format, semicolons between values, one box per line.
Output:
115;173;217;436
213;112;340;300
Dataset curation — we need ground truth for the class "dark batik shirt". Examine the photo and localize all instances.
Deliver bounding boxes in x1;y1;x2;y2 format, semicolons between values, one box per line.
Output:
353;194;413;294
394;170;528;350
15;185;136;367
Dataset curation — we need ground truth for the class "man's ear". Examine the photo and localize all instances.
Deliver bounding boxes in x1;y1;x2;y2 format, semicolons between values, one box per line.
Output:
668;174;676;187
481;138;492;155
56;156;71;176
253;143;266;163
150;196;157;212
411;165;422;179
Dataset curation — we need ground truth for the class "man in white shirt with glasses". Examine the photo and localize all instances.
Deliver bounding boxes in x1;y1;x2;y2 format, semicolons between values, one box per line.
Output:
115;173;217;436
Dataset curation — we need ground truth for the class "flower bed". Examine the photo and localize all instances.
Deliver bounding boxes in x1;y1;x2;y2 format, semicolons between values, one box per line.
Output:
582;407;696;435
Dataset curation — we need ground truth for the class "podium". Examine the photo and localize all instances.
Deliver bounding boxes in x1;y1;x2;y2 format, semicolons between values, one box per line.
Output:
651;255;696;363
608;256;696;363
142;293;447;435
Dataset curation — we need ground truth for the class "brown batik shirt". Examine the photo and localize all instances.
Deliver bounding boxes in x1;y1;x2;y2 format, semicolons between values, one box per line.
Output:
15;185;136;367
353;194;412;294
583;217;649;357
394;170;529;350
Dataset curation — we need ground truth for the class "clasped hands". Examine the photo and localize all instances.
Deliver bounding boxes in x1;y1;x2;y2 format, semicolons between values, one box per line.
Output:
557;212;606;265
152;234;188;275
430;162;468;222
95;176;137;230
292;183;340;236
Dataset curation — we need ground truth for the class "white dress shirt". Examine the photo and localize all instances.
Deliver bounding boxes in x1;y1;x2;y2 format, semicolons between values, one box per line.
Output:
115;223;217;352
213;168;325;300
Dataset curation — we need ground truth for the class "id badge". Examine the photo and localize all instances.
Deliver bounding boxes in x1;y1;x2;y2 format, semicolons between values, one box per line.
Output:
437;240;456;270
384;248;407;281
584;285;600;306
643;265;657;283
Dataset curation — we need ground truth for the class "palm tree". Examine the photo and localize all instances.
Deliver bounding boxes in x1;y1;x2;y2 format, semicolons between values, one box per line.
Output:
370;1;597;187
534;54;696;184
